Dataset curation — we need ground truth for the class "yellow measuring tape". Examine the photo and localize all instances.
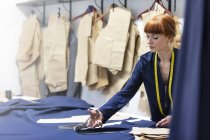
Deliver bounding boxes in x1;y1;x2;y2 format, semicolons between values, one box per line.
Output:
154;51;175;116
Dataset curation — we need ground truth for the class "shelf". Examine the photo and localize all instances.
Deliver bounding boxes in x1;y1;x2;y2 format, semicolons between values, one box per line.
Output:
16;0;85;7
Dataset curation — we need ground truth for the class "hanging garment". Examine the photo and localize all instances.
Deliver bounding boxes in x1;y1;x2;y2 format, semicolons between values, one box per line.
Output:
75;12;109;88
66;30;81;98
37;31;49;97
42;14;70;93
102;22;140;98
93;7;131;73
74;13;93;85
16;15;41;97
86;14;105;87
88;14;109;89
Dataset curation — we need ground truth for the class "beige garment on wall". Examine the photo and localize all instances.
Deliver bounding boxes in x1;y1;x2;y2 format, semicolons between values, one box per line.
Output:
42;15;70;93
173;16;183;48
16;15;41;97
93;7;131;73
74;13;93;86
19;65;40;97
75;12;109;88
88;15;109;89
102;22;140;98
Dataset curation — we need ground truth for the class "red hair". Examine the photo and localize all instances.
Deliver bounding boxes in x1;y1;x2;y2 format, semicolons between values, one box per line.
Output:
144;14;176;38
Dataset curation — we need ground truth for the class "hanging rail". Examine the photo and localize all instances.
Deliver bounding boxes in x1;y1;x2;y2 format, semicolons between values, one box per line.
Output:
43;0;46;26
16;0;174;24
167;0;172;11
94;0;104;13
118;0;127;8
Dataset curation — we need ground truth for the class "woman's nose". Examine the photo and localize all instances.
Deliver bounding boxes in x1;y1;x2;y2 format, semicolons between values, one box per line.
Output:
148;37;153;44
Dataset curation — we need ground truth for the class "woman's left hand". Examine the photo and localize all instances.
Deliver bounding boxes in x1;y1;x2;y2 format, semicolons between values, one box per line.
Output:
156;115;172;127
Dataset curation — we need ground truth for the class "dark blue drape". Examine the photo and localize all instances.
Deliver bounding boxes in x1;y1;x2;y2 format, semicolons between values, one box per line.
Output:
170;0;210;139
0;96;156;140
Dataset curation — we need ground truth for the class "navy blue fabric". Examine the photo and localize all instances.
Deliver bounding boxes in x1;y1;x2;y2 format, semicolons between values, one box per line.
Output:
99;48;179;123
169;0;210;140
74;120;156;135
0;96;93;115
0;96;139;140
120;120;156;128
104;120;156;129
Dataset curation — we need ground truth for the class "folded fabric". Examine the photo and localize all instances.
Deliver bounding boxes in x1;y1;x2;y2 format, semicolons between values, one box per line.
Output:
130;127;169;140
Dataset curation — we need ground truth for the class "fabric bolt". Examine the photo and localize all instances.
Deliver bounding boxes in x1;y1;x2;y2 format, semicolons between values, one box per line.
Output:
43;14;70;93
93;7;131;72
16;15;41;97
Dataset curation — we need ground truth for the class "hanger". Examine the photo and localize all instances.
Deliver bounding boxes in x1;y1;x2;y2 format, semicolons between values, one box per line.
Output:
136;0;156;19
136;0;173;19
72;5;97;22
57;7;61;22
31;9;35;15
157;0;173;16
94;3;118;23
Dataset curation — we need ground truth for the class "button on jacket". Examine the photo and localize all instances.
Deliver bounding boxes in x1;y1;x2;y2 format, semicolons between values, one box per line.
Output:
99;48;179;123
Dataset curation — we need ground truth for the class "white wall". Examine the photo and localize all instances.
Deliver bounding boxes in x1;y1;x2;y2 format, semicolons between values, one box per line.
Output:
0;0;186;115
0;1;26;95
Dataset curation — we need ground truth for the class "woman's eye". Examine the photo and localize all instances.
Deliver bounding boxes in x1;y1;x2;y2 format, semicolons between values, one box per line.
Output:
146;35;150;39
153;36;158;39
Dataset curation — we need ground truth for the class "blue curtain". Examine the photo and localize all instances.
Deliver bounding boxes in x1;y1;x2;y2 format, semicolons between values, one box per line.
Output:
170;0;210;139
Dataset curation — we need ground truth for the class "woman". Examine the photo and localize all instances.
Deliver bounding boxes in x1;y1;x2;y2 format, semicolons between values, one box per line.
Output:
88;14;178;128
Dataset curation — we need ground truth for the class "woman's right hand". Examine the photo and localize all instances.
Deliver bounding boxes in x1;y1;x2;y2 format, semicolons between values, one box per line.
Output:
87;109;103;128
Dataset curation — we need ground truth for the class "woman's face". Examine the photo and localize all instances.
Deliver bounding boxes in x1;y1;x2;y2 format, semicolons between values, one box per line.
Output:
146;33;170;52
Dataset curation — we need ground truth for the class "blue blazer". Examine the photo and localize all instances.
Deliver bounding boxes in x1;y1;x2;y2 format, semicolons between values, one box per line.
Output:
99;48;179;123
